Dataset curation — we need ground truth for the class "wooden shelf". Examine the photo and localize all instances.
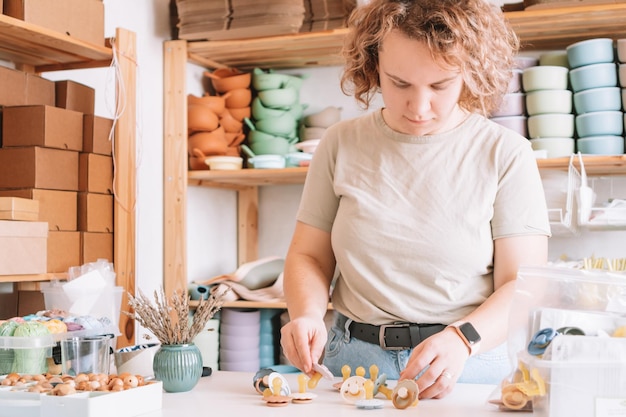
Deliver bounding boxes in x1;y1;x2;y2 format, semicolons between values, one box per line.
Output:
186;156;626;189
185;3;626;70
190;300;333;310
0;14;112;72
188;167;308;188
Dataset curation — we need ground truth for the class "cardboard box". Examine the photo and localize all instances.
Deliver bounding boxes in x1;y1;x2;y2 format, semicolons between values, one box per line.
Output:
4;0;105;46
47;230;80;273
81;232;113;264
2;105;83;151
78;193;113;233
17;289;45;316
0;147;79;191
0;189;77;231
83;114;113;156
0;65;26;107
0;220;48;274
25;73;55;106
79;153;113;194
56;80;95;115
0;196;39;221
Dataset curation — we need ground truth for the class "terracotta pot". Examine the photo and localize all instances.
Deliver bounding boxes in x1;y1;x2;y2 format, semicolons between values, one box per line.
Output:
188;127;228;156
188;104;219;133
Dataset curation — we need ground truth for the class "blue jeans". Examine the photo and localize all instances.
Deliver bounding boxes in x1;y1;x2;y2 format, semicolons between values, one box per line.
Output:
322;313;511;384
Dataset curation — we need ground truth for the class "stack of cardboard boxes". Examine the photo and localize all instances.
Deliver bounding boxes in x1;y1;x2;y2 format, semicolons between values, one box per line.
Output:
0;68;114;276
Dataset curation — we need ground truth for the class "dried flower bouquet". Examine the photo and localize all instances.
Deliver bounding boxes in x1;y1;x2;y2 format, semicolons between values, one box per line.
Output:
126;287;228;345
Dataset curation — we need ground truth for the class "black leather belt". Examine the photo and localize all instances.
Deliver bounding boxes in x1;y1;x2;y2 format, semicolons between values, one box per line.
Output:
348;320;446;351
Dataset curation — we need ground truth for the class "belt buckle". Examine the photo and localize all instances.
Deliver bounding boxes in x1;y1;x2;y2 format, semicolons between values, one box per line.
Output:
379;323;411;351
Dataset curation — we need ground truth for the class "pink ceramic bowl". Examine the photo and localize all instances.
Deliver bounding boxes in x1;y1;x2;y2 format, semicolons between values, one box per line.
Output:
491;93;526;117
490;115;528;137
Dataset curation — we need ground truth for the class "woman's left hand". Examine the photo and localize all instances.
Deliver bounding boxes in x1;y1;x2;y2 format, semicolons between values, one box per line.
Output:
399;327;469;399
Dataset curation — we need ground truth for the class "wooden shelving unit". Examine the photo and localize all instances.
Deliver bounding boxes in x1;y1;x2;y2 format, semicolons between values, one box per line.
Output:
184;3;626;70
164;3;626;307
0;15;137;346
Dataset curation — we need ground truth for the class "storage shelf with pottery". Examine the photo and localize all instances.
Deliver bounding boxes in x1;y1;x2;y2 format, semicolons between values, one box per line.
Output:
164;3;626;308
0;15;138;346
185;3;626;70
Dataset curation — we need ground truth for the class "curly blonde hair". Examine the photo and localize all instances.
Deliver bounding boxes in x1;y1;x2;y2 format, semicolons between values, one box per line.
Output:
341;0;519;116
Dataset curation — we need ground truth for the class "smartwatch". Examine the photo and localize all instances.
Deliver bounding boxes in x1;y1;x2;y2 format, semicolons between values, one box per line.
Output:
449;321;482;356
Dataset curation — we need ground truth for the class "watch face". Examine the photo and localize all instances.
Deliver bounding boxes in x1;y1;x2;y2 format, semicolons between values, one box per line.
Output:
459;322;481;345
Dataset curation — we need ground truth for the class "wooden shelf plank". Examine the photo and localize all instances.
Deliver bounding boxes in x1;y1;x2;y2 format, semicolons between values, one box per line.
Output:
188;167;308;188
0;14;112;72
184;4;626;70
0;273;65;284
189;300;333;310
537;155;626;175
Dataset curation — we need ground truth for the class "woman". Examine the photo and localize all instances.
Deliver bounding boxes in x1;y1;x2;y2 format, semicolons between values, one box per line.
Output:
280;0;550;399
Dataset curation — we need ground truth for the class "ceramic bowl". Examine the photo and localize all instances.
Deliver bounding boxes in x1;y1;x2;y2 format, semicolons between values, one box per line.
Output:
299;125;327;141
576;135;625;154
225;132;245;147
221;308;261;326
187;94;226;115
220;323;260;337
514;55;539;69
575;111;624;137
227;106;251;122
223;87;252;109
257;88;298;108
573;87;621;114
507;69;523;93
253;113;298;137
490;115;528;137
219;347;259;363
285;152;313;167
302;106;342;127
623;89;626;111
539;51;569;68
566;38;614;69
187;104;219;133
252;71;288;91
206;69;251;93
252;97;288;119
204;156;243;170
569;63;617;92
219;109;244;133
529;137;575;158
248;154;286;169
619;64;626;88
522;66;569;92
525;89;572;115
247;129;289;144
527;113;575;138
294;139;321;154
492;93;526;117
188;127;228;156
618;39;626;63
219;359;260;372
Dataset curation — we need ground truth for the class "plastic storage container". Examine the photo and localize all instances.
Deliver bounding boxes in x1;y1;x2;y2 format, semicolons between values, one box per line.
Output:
41;284;123;326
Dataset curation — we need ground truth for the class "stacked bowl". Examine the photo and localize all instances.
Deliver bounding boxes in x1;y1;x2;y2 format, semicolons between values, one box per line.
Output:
490;55;534;137
523;63;575;158
567;38;624;155
296;106;342;155
245;68;308;164
219;308;261;372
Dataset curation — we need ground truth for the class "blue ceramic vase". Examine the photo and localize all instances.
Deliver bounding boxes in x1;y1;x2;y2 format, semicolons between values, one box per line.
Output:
153;343;203;392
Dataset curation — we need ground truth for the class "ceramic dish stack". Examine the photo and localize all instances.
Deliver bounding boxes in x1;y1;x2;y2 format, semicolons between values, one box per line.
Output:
618;39;626;149
296;106;342;155
244;68;309;168
219;308;261;372
522;61;575;158
490;55;536;139
567;38;624;155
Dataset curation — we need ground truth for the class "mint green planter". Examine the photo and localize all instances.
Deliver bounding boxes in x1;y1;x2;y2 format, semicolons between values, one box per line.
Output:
153;343;203;393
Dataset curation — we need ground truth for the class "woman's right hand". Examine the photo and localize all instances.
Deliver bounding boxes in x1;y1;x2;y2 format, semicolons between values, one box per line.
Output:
280;315;328;376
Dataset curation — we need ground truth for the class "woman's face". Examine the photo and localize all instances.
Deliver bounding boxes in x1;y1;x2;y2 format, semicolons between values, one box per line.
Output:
378;30;466;136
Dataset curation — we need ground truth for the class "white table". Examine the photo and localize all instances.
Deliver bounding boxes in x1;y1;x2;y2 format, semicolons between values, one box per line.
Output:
149;371;519;416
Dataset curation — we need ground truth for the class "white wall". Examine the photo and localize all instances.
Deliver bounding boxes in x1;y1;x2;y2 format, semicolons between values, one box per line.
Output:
49;2;625;338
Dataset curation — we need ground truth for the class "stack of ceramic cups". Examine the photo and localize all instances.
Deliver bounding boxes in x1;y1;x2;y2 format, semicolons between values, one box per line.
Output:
567;38;624;155
219;308;260;371
259;309;281;368
620;39;626;120
490;56;536;138
522;61;575;158
245;68;307;161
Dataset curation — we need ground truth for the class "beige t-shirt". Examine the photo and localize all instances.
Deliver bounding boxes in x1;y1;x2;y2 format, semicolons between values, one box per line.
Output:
297;110;551;325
